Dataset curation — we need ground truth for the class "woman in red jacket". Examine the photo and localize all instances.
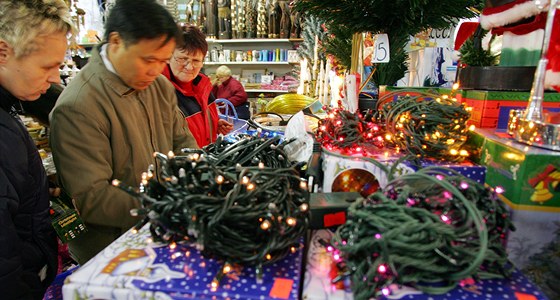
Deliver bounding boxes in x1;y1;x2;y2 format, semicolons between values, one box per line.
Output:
162;25;233;147
212;65;251;119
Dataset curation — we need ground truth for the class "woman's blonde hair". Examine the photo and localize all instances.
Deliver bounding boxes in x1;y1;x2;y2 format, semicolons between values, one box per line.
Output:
0;0;74;58
216;65;232;78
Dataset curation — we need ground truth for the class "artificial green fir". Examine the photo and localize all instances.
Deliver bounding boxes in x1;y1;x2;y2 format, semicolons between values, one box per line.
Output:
293;0;483;86
297;14;327;65
459;28;499;67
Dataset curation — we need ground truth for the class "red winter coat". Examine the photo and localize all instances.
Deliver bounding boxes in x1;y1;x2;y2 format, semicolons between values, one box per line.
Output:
162;66;219;147
211;76;248;107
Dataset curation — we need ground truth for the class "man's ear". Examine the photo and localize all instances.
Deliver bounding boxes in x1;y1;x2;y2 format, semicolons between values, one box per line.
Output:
0;40;12;65
108;32;122;47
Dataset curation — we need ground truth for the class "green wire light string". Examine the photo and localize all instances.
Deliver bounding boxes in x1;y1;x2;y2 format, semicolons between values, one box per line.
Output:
114;134;310;286
374;89;471;162
314;88;472;162
316;106;386;155
331;167;514;299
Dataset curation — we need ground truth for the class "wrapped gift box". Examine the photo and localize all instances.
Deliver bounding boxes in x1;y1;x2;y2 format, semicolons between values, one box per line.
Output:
378;86;458;101
461;90;560;129
477;129;560;268
321;149;409;197
403;158;486;184
302;229;548;300
479;129;560;208
63;225;303;300
322;149;486;197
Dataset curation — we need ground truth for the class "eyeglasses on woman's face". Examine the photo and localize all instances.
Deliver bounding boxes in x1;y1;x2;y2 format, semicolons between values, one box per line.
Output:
172;55;204;68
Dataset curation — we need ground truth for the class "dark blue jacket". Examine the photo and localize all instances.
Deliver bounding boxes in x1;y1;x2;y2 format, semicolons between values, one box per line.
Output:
0;86;58;300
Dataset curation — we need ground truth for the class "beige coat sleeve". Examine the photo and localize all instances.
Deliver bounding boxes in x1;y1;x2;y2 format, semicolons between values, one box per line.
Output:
50;105;141;231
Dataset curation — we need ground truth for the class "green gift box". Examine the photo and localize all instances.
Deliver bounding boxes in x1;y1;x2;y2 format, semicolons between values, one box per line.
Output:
478;129;560;269
479;129;560;208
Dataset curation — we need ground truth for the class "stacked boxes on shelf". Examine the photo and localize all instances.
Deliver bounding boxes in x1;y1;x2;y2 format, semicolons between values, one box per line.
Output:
461;90;560;129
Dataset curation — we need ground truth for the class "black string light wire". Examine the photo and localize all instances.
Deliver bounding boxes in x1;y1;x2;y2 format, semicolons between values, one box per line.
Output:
330;167;514;299
114;134;310;286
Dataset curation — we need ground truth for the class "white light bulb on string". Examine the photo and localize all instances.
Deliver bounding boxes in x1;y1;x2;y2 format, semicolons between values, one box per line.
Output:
286;217;297;226
260;219;271;230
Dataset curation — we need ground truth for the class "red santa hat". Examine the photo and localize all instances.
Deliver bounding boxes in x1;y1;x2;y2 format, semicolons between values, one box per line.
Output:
480;0;545;32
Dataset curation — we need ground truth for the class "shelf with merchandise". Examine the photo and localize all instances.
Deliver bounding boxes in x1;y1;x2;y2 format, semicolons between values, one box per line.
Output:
245;89;289;93
205;61;293;66
206;38;303;44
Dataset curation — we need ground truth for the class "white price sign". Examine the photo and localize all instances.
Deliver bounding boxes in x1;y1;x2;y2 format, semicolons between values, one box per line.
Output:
372;34;390;63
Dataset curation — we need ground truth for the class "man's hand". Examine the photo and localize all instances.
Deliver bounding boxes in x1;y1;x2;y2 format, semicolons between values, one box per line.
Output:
217;119;234;135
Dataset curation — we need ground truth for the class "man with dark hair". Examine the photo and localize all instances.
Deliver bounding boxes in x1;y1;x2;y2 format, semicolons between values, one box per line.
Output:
50;0;199;264
162;24;232;147
0;0;73;298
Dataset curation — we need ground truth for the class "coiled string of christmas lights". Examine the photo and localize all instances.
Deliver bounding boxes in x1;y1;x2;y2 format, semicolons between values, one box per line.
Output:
114;134;310;287
331;167;513;299
374;89;472;162
315;106;386;155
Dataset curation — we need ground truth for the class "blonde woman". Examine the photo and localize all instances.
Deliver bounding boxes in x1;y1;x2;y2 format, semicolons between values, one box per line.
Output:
212;65;250;119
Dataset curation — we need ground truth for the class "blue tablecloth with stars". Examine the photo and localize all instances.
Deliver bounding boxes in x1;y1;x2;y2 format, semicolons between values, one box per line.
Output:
302;230;549;300
62;224;303;300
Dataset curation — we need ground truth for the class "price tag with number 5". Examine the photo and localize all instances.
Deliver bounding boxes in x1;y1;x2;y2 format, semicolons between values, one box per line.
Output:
372;34;390;63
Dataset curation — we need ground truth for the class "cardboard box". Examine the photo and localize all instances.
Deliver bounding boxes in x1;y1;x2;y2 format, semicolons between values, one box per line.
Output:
378;86;459;102
321;149;486;198
461;90;560;129
63;225;303;300
477;129;560;269
321;149;410;197
479;129;560;208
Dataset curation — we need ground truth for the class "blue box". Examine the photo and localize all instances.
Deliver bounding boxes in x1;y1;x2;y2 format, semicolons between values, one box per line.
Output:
63;226;303;300
404;158;487;184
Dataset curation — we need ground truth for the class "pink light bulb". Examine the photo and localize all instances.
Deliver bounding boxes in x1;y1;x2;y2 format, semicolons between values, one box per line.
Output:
460;182;469;189
382;287;390;296
495;186;505;194
378;264;387;273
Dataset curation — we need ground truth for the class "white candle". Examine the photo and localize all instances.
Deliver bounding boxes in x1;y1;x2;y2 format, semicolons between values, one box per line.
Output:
298;58;308;95
323;60;331;106
316;61;323;99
